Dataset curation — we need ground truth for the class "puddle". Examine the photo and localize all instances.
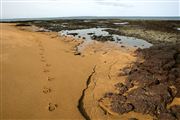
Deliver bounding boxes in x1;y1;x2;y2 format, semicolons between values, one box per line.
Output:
113;22;129;25
60;28;108;40
59;28;152;49
84;20;91;22
113;35;152;48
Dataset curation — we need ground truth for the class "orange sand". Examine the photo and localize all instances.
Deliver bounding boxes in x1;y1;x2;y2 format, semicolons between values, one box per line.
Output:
0;23;153;120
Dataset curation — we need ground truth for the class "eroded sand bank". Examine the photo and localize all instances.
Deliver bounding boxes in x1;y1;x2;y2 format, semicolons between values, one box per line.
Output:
1;23;138;119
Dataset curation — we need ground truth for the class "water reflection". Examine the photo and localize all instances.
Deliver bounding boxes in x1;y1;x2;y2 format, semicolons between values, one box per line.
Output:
59;28;152;49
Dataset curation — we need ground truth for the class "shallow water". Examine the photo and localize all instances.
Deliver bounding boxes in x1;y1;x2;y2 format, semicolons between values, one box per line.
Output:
60;28;108;40
113;22;129;25
59;28;152;49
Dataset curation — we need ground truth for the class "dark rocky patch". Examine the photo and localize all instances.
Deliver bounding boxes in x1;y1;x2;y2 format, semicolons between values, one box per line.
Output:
114;83;128;94
157;112;177;120
100;43;180;119
16;23;31;26
127;84;173;116
111;102;133;114
91;35;114;42
67;33;78;36
104;29;123;36
170;105;180;119
118;67;132;76
74;51;81;55
87;32;95;35
103;93;133;114
117;38;121;41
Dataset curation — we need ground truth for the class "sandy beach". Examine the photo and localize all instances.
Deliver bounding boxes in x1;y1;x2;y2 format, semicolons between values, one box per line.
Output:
0;23;136;119
1;23;97;119
1;22;180;120
1;0;179;118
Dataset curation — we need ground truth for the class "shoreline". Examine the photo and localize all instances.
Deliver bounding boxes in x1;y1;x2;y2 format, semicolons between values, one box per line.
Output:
1;23;136;119
1;22;180;120
24;19;179;45
1;16;180;22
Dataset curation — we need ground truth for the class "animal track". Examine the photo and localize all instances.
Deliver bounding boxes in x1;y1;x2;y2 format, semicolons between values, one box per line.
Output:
43;87;52;94
48;103;58;111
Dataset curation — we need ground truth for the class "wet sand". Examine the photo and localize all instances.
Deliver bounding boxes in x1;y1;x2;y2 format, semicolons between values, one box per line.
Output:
0;23;136;119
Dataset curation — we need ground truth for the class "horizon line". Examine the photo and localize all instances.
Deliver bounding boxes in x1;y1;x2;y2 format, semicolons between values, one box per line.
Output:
1;16;180;19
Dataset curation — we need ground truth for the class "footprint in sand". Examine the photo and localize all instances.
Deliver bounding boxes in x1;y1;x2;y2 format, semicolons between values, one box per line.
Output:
41;56;45;59
43;87;52;94
38;44;42;48
39;53;44;56
46;63;51;67
48;103;58;111
40;56;46;60
43;69;50;73
47;76;55;81
38;44;43;48
41;59;46;62
39;47;44;51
